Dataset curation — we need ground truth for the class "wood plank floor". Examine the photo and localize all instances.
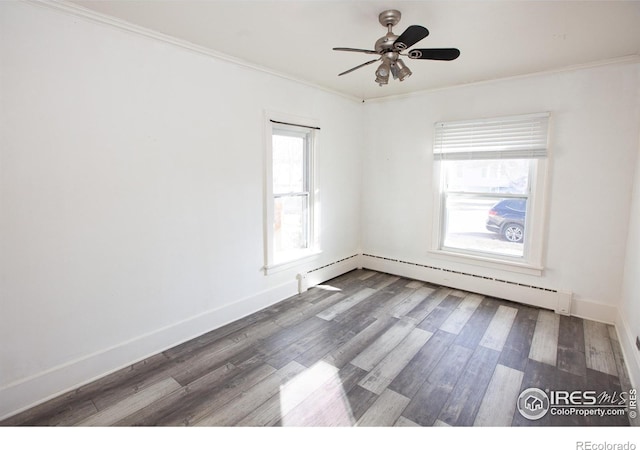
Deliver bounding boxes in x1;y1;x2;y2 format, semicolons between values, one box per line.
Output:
1;270;635;427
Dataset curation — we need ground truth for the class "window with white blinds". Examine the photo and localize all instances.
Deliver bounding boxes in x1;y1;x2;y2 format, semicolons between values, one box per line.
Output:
432;112;550;273
434;112;550;161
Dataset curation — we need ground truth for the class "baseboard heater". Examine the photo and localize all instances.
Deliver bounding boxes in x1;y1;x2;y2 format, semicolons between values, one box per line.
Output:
297;253;572;315
360;253;572;315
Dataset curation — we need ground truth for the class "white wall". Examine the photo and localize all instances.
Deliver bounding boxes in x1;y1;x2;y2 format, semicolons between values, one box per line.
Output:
0;1;362;418
619;76;640;387
361;62;640;319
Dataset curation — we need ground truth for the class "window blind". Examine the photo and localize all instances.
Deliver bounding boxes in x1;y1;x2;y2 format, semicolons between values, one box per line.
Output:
434;112;550;161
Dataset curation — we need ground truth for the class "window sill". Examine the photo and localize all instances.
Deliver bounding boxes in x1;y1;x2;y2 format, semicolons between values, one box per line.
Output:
428;248;543;277
264;250;322;275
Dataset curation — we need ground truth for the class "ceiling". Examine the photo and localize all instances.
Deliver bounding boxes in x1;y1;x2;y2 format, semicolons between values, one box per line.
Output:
70;1;640;100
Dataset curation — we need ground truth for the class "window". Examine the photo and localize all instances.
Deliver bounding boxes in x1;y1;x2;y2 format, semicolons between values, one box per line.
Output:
265;116;318;272
432;113;549;273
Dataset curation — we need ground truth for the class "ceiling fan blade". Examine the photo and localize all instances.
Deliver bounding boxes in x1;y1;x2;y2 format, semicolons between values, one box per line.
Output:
407;48;461;61
394;25;429;50
338;58;379;76
333;47;379;55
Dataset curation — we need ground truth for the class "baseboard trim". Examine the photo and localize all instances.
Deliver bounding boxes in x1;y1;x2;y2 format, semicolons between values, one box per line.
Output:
0;279;298;421
570;298;618;325
615;312;640;391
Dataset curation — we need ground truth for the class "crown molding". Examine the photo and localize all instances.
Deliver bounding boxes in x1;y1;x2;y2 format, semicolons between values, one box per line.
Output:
23;0;362;103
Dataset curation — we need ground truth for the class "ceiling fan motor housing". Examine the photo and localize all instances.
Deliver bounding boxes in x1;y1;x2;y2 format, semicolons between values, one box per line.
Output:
375;34;398;53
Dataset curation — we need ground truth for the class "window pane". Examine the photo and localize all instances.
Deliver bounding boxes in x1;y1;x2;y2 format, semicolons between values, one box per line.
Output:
442;195;527;258
274;195;308;260
273;134;305;194
444;159;530;194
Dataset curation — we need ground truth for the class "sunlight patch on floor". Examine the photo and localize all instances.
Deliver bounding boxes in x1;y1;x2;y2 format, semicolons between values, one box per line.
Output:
315;284;342;291
279;361;354;426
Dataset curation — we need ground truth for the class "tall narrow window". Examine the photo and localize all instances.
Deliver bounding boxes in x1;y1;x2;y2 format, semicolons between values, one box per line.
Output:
433;113;549;271
265;118;318;271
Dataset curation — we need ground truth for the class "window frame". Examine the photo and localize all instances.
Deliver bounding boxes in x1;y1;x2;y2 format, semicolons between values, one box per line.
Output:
430;113;550;276
264;112;320;274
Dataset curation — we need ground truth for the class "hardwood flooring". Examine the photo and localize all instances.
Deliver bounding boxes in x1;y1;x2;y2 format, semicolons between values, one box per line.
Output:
1;270;635;427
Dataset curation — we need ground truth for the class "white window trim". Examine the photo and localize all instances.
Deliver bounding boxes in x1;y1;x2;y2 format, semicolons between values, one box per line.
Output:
263;111;320;275
430;114;551;276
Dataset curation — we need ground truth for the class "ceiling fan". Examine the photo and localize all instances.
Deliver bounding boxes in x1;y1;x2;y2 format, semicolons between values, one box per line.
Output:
333;9;460;85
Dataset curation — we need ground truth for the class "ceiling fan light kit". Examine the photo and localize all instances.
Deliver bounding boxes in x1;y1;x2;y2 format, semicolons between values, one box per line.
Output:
334;9;460;86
